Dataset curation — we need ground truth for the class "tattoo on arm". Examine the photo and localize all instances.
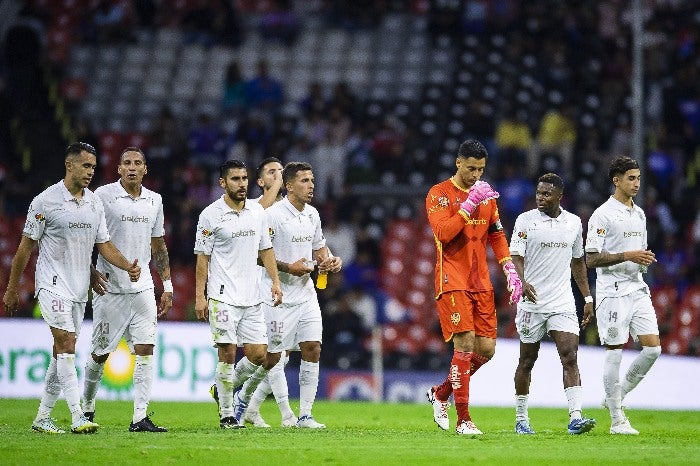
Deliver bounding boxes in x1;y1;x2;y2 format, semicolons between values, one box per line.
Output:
586;251;625;268
152;240;171;280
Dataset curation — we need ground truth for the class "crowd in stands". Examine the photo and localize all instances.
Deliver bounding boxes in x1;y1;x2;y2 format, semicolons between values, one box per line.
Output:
1;0;699;367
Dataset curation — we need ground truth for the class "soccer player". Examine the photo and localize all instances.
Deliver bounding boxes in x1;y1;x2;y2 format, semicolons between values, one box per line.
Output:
425;139;522;435
237;161;341;429
80;147;171;432
585;156;661;435
509;173;596;435
2;142;141;434
254;157;285;208
194;159;283;429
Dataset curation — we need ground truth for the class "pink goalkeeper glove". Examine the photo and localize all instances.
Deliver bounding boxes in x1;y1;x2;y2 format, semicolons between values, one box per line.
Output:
503;261;522;305
460;181;500;217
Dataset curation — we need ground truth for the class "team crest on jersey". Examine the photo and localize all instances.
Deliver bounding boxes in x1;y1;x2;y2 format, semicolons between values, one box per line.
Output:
608;327;618;339
596;228;606;236
34;213;45;222
450;312;460;325
268;227;275;239
201;228;213;237
438;196;449;207
517;231;527;239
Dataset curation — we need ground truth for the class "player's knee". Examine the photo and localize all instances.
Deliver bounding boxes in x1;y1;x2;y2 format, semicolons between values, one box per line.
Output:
263;352;282;370
641;345;661;361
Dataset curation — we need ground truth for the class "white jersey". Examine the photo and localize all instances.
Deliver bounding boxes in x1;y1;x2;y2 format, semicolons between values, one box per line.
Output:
194;196;272;306
510;208;583;313
94;181;165;293
585;196;649;297
23;180;110;303
262;197;326;305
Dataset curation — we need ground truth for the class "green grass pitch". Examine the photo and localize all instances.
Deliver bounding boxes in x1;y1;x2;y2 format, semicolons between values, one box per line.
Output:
2;399;697;465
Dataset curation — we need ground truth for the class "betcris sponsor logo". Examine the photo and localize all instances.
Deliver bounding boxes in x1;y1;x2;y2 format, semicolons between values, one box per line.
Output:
69;222;93;229
232;229;255;238
540;241;568;248
121;215;149;223
292;235;313;242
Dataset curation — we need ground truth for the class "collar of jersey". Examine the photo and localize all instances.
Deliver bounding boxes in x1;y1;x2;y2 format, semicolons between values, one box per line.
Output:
281;196;307;216
115;180;147;199
60;181;93;202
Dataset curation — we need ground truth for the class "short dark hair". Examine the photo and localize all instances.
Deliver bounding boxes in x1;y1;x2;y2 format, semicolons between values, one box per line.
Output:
255;157;283;180
219;159;247;179
537;173;564;191
66;142;97;159
283;161;312;186
457;139;488;160
119;146;145;163
608;156;639;181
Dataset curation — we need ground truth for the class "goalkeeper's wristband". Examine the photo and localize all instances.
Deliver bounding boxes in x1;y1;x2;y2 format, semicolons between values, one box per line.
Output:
162;279;173;293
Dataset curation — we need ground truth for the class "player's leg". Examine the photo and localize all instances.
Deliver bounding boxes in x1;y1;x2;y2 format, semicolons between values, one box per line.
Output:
514;309;546;434
81;292;128;421
32;352;63;433
128;292;166;432
268;353;296;426
295;298;325;428
550;312;596;434
622;291;661;400
209;299;244;428
471;290;498;375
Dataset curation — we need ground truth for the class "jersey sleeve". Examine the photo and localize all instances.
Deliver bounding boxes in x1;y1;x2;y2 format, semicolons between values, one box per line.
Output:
585;211;606;253
425;185;465;243
258;207;273;251
487;201;511;263
94;196;111;244
194;210;215;255
509;213;527;257
572;217;584;258
24;197;47;241
152;194;166;238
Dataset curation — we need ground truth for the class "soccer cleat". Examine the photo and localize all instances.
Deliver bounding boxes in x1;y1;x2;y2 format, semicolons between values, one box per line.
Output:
32;418;65;434
84;412;95;422
610;418;639;435
601;398;627;410
129;416;168;432
426;386;450;430
515;420;536;434
220;416;245;429
244;411;271;428
567;417;596;435
297;415;326;429
71;415;99;434
210;384;219;409
281;415;297;428
455;420;483;435
232;389;248;423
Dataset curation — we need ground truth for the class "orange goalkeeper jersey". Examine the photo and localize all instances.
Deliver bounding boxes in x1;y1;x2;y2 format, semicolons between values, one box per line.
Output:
426;177;512;297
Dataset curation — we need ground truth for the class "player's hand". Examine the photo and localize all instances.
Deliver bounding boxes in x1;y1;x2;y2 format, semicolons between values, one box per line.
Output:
319;255;342;274
3;288;19;316
287;258;315;277
580;302;594;329
522;281;537;303
90;267;108;296
158;291;172;317
503;261;522;305
460;181;499;217
195;296;208;322
271;283;283;306
626;249;657;267
127;259;140;282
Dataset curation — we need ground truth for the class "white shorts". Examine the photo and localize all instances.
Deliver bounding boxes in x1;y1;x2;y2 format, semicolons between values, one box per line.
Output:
516;310;579;344
209;299;267;346
91;290;157;356
596;288;659;345
38;289;85;336
264;297;323;353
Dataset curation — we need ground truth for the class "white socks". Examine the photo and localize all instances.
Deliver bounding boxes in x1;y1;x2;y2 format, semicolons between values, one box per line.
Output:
269;355;295;420
621;346;661;399
239;365;269;403
564;386;583;420
56;353;83;423
81;357;105;413
231;357;258;388
35;357;60;421
515;394;529;422
298;360;319;418
216;362;235;418
132;355;153;423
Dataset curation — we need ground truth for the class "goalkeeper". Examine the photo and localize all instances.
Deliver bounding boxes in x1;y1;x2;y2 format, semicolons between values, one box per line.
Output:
424;139;522;435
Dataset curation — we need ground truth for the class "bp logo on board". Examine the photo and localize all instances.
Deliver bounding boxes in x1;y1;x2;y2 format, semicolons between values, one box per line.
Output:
101;339;135;394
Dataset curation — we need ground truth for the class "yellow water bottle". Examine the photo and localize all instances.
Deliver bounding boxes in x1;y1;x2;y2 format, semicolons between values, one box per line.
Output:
316;271;328;289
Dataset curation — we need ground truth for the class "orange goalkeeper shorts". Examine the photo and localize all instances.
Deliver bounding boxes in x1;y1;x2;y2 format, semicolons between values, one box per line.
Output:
436;290;497;342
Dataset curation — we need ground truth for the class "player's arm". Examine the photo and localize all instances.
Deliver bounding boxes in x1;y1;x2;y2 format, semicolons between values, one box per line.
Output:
314;246;342;274
426;189;467;243
585;250;656;268
487;206;521;304
2;235;36;314
194;253;209;321
258;173;283;209
151;236;172;317
259;247;282;306
96;241;140;282
511;254;536;303
571;256;594;328
260;257;314;277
